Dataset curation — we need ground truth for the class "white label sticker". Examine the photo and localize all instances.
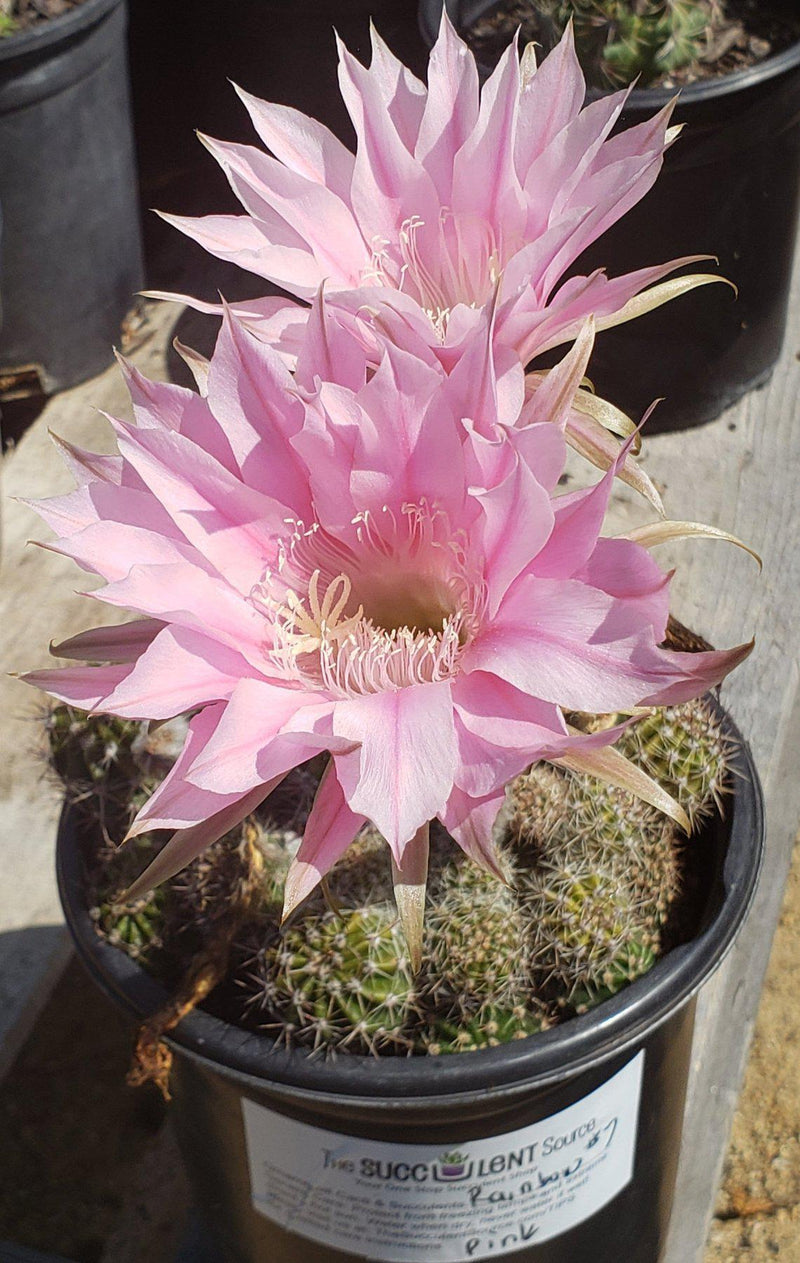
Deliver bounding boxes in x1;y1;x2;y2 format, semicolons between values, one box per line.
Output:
243;1051;644;1262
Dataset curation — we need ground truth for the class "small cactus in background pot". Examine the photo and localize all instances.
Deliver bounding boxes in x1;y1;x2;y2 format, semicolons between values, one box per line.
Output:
539;1;727;87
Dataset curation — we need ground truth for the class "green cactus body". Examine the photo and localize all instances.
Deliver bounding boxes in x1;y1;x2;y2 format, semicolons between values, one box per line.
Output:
423;859;528;1014
548;1;720;88
425;1004;549;1055
94;889;166;965
616;697;729;827
254;904;419;1054
517;855;661;1003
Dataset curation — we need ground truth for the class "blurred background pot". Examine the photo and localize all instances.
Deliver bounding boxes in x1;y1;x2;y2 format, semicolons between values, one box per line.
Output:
0;0;143;399
419;0;800;431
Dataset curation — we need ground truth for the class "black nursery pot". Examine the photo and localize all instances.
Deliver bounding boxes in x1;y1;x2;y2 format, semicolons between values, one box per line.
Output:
0;0;143;397
419;0;800;431
58;707;763;1263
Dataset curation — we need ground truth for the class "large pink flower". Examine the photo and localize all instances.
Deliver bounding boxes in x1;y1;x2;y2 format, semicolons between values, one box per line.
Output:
23;307;748;961
152;15;717;370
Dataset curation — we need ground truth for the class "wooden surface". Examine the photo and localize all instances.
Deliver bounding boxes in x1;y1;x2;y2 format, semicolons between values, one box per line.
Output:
1;251;798;1254
601;256;800;1258
0;302;177;1079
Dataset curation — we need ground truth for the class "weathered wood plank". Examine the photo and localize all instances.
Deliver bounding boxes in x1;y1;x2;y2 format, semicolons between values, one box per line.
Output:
601;247;800;1259
0;301;179;1079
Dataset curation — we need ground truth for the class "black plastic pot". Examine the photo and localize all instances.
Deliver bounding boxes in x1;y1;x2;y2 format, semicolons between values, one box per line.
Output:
0;0;143;397
419;0;800;431
58;705;763;1263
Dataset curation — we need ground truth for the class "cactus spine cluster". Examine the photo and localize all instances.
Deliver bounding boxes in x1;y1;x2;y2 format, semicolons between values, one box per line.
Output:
51;694;731;1057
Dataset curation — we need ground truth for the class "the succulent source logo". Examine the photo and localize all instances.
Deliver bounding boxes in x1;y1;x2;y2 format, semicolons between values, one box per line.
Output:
437;1151;471;1181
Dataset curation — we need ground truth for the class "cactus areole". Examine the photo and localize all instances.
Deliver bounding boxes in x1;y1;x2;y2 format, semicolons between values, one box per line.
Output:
57;703;762;1263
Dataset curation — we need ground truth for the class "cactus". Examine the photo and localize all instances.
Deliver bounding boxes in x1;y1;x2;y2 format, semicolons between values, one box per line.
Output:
246;903;419;1054
506;696;729;1007
517;855;661;1005
543;1;724;88
424;1003;550;1054
71;695;732;1053
616;696;730;827
422;853;529;1016
93;885;167;966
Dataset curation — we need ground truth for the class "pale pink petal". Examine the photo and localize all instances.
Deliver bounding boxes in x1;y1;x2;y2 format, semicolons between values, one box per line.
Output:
452;35;526;239
350;341;465;516
577;538;671;636
514;257;705;362
283;764;366;917
183;677;339;795
444;297;524;438
116;356;239;477
110;418;282;592
474;450;555;615
463;575;666;712
49;433;123;487
333;682;458;858
156;211;320;289
438;787;506;879
336;34;438;251
207;306;311;514
291;382;369;526
294;287;371;395
523;90;629;230
531;469;617;580
93;562;268;668
99;624;251;720
368;23;427;154
19;662;133;709
638;639;754;706
199;134;367;286
514;22;585;177
233;83;355;200
518;318;596;430
452;670;634;796
142;291;309;366
42;517;204;584
416;12;480;200
503;421;567;492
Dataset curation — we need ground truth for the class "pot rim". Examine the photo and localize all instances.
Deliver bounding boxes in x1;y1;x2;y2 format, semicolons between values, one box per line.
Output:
57;699;764;1108
417;0;800;106
0;0;122;64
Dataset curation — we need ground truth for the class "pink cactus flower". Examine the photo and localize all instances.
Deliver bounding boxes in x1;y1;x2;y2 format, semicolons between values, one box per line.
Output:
151;15;720;371
22;308;749;961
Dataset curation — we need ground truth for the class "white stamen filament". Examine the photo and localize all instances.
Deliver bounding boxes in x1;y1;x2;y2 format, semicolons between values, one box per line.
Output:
361;213;505;342
252;504;484;698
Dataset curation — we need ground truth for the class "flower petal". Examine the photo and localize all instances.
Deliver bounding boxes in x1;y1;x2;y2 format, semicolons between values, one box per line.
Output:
122;782;273;903
183;677;339;796
333;682;457;858
50;619;164;664
283;763;366;918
